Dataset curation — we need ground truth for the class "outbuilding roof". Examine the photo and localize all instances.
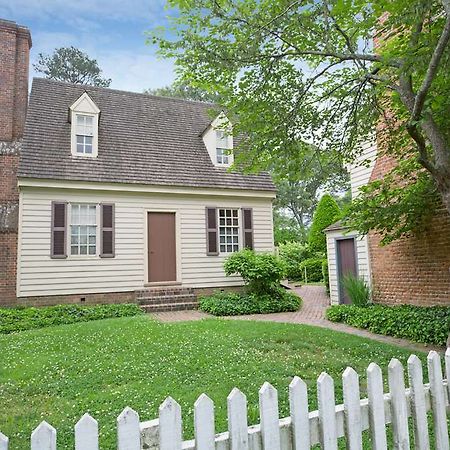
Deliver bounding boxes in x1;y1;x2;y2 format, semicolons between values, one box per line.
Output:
19;78;275;192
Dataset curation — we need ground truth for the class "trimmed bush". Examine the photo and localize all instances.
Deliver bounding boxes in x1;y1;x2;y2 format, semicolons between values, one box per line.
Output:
326;304;450;346
199;289;302;316
224;249;285;295
342;274;371;307
278;241;312;280
308;194;341;254
0;303;143;334
299;257;325;283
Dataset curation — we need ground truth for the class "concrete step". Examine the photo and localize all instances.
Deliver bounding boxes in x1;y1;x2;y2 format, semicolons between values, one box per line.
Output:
141;301;198;313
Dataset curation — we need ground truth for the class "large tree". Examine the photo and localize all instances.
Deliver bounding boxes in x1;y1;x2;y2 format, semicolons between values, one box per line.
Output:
153;0;450;241
34;47;111;87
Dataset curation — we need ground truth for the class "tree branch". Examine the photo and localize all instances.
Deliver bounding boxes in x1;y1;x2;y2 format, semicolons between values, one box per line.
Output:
411;16;450;121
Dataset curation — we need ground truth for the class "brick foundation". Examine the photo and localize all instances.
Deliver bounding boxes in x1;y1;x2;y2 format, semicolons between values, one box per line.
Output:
17;291;136;308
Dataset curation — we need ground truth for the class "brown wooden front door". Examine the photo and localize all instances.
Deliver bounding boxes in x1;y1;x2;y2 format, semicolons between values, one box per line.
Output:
147;212;177;283
337;238;357;304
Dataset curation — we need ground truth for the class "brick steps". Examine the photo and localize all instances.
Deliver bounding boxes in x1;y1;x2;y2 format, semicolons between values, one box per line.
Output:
136;287;198;313
141;302;198;313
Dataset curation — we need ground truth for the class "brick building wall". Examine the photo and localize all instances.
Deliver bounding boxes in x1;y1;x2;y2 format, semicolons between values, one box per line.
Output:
0;20;31;306
368;152;450;306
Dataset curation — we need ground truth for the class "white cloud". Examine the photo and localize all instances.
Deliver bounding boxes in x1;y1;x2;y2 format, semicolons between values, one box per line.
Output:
98;51;176;92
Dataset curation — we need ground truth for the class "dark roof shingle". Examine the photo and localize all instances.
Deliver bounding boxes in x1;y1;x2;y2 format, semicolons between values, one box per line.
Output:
19;79;275;192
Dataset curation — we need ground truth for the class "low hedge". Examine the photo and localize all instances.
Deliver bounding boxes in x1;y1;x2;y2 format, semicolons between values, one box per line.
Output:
0;303;143;334
199;290;302;316
326;304;450;346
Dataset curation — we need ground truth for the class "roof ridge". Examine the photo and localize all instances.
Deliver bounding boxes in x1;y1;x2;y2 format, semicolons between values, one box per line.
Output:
32;77;219;108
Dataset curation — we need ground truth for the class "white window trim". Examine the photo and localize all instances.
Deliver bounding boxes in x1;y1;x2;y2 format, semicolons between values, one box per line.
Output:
215;129;233;168
218;207;241;254
69;92;100;158
67;203;100;258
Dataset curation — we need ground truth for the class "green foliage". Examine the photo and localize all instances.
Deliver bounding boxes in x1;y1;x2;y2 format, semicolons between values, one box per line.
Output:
153;0;450;244
199;290;301;316
322;260;330;295
273;211;305;246
345;161;440;245
308;194;341;254
0;304;142;334
278;241;312;280
34;47;111;87
342;275;371;307
224;249;285;295
299;257;326;283
326;304;450;346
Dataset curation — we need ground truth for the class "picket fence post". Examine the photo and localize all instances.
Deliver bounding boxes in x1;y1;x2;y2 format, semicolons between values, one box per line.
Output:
117;407;140;450
366;362;387;450
75;413;98;450
227;388;249;450
194;394;215;450
289;376;310;450
427;351;449;450
31;422;56;450
159;397;182;450
0;432;8;450
317;372;337;450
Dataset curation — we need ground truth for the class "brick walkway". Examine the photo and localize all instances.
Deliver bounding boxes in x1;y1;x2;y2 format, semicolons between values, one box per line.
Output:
149;285;444;353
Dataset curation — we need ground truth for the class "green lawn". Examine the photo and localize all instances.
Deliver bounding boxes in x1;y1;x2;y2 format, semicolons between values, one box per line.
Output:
0;316;426;449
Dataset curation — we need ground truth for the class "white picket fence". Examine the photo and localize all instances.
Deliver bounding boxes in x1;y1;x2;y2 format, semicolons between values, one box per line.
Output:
1;349;449;450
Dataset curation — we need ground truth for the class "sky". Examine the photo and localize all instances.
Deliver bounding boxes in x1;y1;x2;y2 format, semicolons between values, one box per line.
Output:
0;0;176;92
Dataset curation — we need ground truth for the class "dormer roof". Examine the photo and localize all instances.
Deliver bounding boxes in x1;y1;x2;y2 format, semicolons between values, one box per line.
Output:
19;78;274;192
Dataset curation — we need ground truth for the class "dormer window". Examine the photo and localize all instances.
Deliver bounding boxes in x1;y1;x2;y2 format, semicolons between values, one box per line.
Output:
69;92;100;158
76;114;94;155
216;131;230;165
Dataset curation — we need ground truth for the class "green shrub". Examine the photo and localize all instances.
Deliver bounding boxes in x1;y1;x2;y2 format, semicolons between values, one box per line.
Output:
342;274;371;307
322;260;330;295
308;194;341;254
278;241;312;280
224;249;285;295
199;289;301;316
299;257;325;283
0;303;143;334
326;304;450;346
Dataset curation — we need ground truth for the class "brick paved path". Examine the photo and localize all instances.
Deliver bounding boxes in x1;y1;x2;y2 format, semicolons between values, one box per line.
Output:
149;285;444;353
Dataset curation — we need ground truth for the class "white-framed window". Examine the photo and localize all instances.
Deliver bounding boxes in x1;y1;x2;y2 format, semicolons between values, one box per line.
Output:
216;130;231;165
70;204;97;255
70;92;100;157
219;208;239;253
75;114;94;154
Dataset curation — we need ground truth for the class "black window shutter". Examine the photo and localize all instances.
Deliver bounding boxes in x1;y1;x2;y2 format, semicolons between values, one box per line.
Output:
242;208;254;250
100;203;115;258
51;201;67;258
206;207;218;255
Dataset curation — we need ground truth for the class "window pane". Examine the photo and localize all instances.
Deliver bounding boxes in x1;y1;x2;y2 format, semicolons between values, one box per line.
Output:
85;116;93;126
77;115;85;125
88;246;96;255
80;245;87;255
218;208;239;253
71;245;78;255
84;145;92;154
77;143;84;153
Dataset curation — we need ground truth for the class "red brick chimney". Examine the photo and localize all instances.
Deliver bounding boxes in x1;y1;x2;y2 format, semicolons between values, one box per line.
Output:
0;19;31;140
0;19;31;305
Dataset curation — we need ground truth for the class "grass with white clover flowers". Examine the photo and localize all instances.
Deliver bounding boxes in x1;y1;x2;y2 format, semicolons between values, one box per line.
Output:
0;315;427;449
